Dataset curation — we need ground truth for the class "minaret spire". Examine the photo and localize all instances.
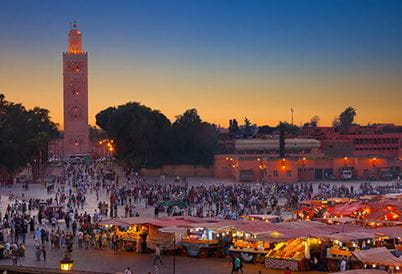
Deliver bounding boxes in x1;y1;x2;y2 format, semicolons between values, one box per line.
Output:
67;21;83;54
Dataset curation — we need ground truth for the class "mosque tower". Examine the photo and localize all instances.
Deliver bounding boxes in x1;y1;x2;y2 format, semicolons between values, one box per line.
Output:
63;21;89;155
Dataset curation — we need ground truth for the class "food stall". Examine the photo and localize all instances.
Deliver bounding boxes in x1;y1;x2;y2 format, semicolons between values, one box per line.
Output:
115;225;148;251
263;237;321;271
99;218;145;251
180;222;231;257
336;270;388;274
228;229;271;263
322;232;376;272
352;247;402;272
240;214;280;222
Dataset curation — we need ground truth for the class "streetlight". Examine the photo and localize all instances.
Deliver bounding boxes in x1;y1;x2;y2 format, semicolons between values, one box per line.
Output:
60;234;74;271
60;251;74;271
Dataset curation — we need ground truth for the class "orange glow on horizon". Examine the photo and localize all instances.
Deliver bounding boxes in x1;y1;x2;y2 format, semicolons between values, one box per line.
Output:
2;52;402;130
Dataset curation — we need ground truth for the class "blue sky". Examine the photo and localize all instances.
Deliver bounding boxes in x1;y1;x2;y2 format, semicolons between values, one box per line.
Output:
1;0;401;126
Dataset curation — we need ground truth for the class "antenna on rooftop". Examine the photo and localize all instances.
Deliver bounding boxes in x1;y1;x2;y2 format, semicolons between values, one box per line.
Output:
290;108;294;125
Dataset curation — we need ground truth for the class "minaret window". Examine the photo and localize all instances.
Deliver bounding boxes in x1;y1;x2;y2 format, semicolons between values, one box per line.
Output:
70;106;81;120
72;88;79;95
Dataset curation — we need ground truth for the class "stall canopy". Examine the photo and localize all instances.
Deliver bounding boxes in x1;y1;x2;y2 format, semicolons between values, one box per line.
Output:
321;232;375;243
328;202;365;216
327;198;357;204
335;270;388;274
240;214;280;221
98;219;131;228
119;217;154;225
159;226;187;234
185;221;233;231
352;247;402;267
320;217;356;224
233;221;278;235
373;226;402;238
255;221;362;242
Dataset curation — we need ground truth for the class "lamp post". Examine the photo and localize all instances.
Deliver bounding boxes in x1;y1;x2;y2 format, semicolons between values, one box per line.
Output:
60;235;74;271
60;251;74;271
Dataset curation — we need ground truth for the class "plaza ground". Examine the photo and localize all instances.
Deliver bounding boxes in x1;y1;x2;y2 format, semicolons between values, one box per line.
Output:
0;169;398;273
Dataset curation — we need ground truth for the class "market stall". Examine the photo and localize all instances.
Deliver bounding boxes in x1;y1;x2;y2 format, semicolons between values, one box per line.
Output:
99;218;147;252
115;225;149;252
240;214;281;222
322;232;376;272
352;247;402;272
100;217;154;252
180;222;231;257
263;238;320;271
335;270;388;274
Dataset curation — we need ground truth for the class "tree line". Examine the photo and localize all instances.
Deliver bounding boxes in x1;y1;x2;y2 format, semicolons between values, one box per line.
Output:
0;91;358;177
96;103;358;170
0;94;59;180
95;103;218;169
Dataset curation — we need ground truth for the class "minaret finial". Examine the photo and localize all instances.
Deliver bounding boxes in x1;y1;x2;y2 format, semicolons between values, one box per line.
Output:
70;19;78;30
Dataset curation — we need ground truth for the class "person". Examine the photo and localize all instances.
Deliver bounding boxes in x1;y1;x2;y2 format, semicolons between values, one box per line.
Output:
152;244;163;266
238;255;243;274
231;254;241;274
35;245;41;261
136;235;142;253
124;267;133;274
154;206;159;219
77;230;84;248
41;244;46;261
340;258;347;272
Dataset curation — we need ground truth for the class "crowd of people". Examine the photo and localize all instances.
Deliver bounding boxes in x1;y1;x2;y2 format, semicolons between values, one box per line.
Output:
0;159;399;271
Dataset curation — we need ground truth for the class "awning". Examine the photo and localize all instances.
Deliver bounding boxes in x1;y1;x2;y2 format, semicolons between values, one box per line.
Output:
98;219;130;228
335;270;388;274
321;232;375;242
353;247;402;267
372;226;402;239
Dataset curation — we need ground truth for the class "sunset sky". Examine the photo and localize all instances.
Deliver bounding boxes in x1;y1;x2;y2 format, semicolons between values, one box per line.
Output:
1;0;401;129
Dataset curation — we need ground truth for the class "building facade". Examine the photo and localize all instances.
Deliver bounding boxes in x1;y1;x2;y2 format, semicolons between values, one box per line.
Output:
215;125;402;183
62;22;90;155
300;124;402;159
215;155;401;183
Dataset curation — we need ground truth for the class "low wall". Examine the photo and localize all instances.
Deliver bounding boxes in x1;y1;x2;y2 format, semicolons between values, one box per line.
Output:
0;265;112;274
141;165;214;177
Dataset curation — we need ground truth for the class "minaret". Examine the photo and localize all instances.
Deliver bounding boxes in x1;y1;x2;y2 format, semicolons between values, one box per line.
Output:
63;21;89;155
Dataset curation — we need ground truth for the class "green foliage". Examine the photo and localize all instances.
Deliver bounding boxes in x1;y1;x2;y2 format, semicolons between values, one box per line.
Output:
228;119;239;135
276;121;300;136
242;117;255;138
310;115;320;127
172;109;218;166
0;94;59;177
88;125;106;142
334;106;357;134
258;125;274;134
96;103;219;169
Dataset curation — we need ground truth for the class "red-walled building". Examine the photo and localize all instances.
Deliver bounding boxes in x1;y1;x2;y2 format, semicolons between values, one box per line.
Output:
215;155;400;183
216;124;402;183
300;124;402;159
